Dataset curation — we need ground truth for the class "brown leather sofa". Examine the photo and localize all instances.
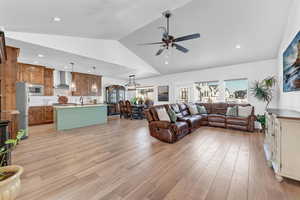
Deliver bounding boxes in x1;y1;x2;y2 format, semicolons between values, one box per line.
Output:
145;103;255;143
145;105;190;143
196;103;255;132
170;104;202;131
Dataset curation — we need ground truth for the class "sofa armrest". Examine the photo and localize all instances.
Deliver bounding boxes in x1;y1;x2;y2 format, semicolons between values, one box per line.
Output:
149;121;171;129
248;115;256;132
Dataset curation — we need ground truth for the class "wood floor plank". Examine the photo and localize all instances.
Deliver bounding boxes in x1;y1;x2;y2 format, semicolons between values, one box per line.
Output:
12;119;300;200
204;132;243;200
226;132;250;200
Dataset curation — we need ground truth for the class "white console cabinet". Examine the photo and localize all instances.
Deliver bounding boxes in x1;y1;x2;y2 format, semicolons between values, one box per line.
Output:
264;109;300;182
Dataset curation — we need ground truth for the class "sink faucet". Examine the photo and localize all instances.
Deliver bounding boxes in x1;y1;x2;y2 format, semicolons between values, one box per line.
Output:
79;96;84;105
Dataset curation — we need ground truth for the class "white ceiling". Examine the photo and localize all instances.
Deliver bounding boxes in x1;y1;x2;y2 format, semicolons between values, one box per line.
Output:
0;0;192;39
5;31;159;78
120;0;293;75
1;0;293;79
7;38;132;79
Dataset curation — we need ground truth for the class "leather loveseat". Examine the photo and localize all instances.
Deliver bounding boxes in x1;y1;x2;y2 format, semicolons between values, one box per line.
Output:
145;103;255;143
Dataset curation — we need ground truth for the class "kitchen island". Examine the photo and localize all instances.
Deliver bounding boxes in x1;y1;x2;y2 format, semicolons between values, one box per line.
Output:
54;104;107;131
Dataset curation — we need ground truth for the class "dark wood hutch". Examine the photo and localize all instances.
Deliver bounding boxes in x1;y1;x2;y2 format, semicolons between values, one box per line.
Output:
105;85;126;115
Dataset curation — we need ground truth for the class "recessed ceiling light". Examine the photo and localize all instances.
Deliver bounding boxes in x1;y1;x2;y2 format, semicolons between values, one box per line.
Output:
53;17;61;22
165;61;169;65
235;44;241;49
37;54;44;58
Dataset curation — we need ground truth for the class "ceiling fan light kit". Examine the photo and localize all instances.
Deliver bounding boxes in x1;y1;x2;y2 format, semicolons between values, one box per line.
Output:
139;10;201;56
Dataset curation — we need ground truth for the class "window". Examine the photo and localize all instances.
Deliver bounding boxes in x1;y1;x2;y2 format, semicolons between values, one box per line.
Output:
136;87;154;101
179;88;189;103
224;79;248;103
195;81;220;103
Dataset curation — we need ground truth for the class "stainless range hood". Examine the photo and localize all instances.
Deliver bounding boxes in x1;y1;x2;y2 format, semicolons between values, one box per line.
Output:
54;70;71;89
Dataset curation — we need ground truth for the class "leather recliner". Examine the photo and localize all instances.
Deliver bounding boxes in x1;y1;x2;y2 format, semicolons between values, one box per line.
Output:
144;105;190;143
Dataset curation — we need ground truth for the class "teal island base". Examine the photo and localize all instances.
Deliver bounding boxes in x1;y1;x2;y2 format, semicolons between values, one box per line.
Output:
54;104;107;131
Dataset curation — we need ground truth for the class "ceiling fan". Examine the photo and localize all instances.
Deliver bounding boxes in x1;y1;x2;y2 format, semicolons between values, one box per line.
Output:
139;10;200;56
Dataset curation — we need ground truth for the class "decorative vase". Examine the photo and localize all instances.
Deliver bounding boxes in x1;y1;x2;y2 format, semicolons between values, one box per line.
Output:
0;165;23;200
58;96;68;104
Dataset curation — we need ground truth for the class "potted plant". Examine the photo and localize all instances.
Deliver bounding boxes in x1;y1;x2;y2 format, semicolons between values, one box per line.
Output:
250;76;276;131
250;76;276;110
0;130;25;200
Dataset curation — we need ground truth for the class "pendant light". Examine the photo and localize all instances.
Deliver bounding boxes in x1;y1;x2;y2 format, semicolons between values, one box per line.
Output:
125;75;140;91
70;62;76;92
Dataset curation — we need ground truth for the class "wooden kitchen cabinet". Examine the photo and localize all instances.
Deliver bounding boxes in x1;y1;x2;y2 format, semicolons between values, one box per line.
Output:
29;106;44;125
71;72;81;96
29;106;53;126
0;46;20;139
44;68;54;96
18;63;45;85
44;106;54;123
71;72;102;96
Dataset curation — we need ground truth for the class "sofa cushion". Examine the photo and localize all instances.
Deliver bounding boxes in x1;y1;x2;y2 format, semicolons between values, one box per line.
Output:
238;106;253;117
226;116;249;126
208;114;226;123
199;114;208;120
171;104;180;113
197;103;212;114
179;115;202;128
226;106;238;117
197;105;207;114
211;103;228;115
156;107;171;122
167;108;177;123
179;103;190;116
188;104;199;115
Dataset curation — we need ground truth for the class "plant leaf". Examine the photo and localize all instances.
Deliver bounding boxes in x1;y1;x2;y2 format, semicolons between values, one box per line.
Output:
5;139;17;145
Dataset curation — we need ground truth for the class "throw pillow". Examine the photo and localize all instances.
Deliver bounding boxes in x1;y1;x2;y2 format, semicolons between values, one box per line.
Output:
238;106;253;117
226;106;238;117
156;107;171;122
188;104;199;115
197;105;207;114
167;109;177;123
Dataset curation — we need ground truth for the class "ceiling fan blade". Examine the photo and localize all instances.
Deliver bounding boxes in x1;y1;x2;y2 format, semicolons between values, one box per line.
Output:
173;43;189;53
138;42;164;46
156;48;165;56
173;33;200;42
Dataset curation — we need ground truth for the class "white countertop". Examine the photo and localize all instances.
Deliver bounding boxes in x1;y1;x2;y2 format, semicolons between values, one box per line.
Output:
53;104;107;109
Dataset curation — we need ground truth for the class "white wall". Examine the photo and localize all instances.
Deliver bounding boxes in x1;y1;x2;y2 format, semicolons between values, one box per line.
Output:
277;0;300;112
138;59;278;114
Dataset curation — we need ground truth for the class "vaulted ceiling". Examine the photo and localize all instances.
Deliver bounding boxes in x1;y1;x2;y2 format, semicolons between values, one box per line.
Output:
120;0;293;75
0;0;293;79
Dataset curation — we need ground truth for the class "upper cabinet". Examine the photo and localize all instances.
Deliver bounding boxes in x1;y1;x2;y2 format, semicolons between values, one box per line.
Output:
18;63;45;85
17;63;54;96
44;68;54;96
71;72;102;96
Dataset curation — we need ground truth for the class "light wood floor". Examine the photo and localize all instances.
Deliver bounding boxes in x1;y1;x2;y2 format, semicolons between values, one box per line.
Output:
13;118;300;200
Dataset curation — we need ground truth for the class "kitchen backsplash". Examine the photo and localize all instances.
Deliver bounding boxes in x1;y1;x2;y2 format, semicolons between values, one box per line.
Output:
29;95;103;106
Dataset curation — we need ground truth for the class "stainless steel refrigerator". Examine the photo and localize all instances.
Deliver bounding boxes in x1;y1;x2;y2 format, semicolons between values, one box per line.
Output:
16;82;29;138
